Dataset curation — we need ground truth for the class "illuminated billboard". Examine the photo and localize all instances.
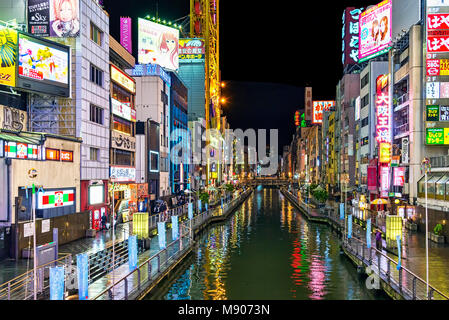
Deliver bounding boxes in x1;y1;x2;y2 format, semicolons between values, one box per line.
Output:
426;127;449;145
17;32;70;96
359;0;392;62
312;101;336;124
179;38;205;62
342;7;364;67
0;28;18;88
138;18;179;71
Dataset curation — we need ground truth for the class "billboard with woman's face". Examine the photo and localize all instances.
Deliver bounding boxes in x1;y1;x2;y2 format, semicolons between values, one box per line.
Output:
359;0;392;62
49;0;80;37
138;18;179;71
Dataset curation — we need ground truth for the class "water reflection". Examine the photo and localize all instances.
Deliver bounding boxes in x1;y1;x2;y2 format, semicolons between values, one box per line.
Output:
156;188;386;300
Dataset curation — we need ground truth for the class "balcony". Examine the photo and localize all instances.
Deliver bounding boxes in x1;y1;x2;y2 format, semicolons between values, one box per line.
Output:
430;155;449;168
393;93;409;110
394;122;409;137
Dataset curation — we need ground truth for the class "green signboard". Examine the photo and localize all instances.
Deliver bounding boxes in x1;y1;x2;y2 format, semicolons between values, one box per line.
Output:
426;128;445;145
426;105;440;121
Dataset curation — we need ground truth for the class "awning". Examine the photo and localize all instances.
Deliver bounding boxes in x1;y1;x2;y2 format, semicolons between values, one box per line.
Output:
0;132;42;145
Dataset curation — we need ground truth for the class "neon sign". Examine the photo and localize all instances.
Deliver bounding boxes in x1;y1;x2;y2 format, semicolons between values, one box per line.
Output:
376;75;391;145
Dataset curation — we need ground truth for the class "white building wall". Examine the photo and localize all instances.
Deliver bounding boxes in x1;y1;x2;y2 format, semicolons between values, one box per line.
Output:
77;0;110;181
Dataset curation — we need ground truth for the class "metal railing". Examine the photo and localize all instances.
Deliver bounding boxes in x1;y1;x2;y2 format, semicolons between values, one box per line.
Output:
148;204;188;229
282;188;449;300
343;236;449;300
92;223;193;300
0;254;72;301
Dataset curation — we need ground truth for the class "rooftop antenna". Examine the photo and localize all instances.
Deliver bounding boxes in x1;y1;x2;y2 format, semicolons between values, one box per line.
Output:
156;0;159;20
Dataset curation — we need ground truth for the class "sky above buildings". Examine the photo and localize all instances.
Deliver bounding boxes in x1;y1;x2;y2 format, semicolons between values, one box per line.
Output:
104;0;377;148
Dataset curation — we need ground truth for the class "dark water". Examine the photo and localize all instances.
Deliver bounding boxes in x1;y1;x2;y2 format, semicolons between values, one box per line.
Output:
147;187;388;300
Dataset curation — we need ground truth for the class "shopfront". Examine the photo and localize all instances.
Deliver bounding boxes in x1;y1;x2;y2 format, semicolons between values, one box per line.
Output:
81;181;109;230
110;166;137;222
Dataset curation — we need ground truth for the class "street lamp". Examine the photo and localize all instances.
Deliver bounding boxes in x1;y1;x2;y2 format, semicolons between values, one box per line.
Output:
109;175;117;297
421;158;431;298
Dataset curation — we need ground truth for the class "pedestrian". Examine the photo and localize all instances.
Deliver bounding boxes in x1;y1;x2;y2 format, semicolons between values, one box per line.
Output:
375;229;382;251
101;213;107;230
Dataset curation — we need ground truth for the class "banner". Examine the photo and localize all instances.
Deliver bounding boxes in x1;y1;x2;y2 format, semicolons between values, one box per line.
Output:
188;203;193;220
198;199;202;213
367;218;372;249
76;253;88;300
171;215;179;241
221;198;224;209
205;203;208;211
157;222;166;249
0;28;17;88
120;17;132;54
367;165;378;191
396;235;401;270
128;235;138;271
49;266;65;300
28;0;51;36
348;214;352;239
340;203;345;220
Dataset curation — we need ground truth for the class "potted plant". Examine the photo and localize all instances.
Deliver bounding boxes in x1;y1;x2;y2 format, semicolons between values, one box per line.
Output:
405;217;418;232
312;186;328;208
429;223;445;243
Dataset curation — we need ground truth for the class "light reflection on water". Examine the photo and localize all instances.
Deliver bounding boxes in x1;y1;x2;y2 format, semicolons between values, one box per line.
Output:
156;188;387;300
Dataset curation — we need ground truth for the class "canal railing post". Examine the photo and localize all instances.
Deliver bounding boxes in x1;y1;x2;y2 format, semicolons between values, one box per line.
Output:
124;277;128;300
412;277;417;300
157;255;160;273
137;268;141;291
387;260;391;284
148;260;152;280
398;267;402;292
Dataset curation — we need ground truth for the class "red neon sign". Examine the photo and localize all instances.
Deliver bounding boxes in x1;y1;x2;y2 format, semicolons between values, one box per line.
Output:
376;75;391;144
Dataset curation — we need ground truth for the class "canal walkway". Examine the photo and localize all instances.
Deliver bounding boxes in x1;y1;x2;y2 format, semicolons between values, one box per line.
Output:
280;188;449;300
0;188;253;300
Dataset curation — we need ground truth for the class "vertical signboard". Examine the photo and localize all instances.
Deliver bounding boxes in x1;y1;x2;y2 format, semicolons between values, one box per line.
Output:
157;222;166;249
347;214;353;239
76;253;88;300
0;28;17;88
49;266;65;300
188;202;193;219
342;7;364;67
120;17;132;54
128;235;138;271
366;218;372;248
171;215;179;241
28;0;51;36
305;87;313;122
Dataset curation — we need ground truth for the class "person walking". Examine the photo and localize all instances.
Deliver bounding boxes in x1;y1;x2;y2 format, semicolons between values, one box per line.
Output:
101;213;107;231
375;229;382;251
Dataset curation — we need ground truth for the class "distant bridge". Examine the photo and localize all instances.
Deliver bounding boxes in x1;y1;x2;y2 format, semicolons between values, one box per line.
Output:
242;177;290;186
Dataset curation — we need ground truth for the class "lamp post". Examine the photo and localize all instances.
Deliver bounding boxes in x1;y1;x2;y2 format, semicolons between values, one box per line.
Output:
109;176;117;298
421;158;431;298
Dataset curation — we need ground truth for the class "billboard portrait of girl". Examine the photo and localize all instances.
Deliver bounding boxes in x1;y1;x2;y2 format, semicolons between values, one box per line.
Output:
371;19;380;47
50;0;80;37
158;31;179;70
379;15;389;42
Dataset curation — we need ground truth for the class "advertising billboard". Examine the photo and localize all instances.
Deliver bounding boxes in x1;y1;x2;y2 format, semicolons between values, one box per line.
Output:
312;101;336;124
28;0;51;36
138;18;179;71
179;38;205;62
110;64;135;93
426;127;449;145
359;0;392;62
376;74;391;144
120;17;132;54
0;28;18;88
342;7;364;67
49;0;80;37
17;32;70;96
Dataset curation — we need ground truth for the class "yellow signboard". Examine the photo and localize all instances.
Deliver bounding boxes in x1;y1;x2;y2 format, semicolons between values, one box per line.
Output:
445;128;449;145
379;142;391;163
0;28;17;88
441;59;449;76
110;64;135;93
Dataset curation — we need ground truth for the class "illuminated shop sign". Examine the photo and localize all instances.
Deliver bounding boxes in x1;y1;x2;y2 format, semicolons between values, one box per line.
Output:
0;28;18;88
110;166;136;182
88;184;104;205
426;105;449;121
46;148;59;161
359;0;392;62
111;98;132;121
342;7;363;67
4;141;41;159
376;75;391;144
179;38;205;61
426;59;449;76
393;167;405;187
312;101;336;124
380;166;390;198
38;189;75;209
379;142;391;163
130;64;171;86
60;150;73;162
426;127;449;145
111;64;136;93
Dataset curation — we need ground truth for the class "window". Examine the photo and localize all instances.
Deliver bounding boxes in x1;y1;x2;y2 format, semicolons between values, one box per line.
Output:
90;104;104;125
361;73;369;88
150;151;159;172
361;94;369;107
112;149;134;166
113;117;132;135
90;64;103;87
361;116;369;127
90;23;103;46
90;147;99;161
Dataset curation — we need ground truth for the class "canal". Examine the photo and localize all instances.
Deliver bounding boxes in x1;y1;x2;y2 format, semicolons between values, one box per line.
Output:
147;187;388;300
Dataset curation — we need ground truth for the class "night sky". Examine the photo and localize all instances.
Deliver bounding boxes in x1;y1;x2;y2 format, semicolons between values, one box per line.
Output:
104;0;378;149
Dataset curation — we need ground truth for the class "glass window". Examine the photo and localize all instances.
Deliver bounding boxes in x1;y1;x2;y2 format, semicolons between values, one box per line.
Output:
436;175;449;197
90;147;99;161
113;117;132;135
90;23;102;46
427;174;444;196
